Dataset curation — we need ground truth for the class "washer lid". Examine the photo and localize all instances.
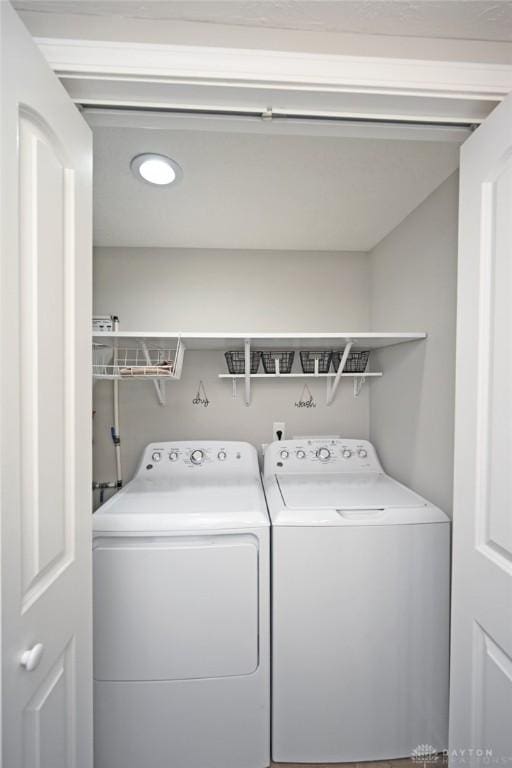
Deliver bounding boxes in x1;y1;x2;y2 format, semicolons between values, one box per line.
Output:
277;472;426;511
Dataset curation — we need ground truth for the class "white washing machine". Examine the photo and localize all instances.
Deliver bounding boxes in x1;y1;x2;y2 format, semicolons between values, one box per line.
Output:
93;441;270;768
264;437;450;764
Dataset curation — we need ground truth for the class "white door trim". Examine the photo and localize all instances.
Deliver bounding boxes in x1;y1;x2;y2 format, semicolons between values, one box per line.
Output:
36;37;512;124
36;38;512;95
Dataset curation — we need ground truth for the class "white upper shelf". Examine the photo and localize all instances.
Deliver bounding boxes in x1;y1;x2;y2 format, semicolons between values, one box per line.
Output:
92;331;427;351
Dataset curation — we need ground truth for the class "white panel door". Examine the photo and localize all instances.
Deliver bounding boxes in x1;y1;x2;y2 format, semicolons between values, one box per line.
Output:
1;5;92;767
450;92;512;763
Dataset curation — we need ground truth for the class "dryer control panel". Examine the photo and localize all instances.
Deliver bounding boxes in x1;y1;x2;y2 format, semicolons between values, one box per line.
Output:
138;441;259;477
264;438;382;475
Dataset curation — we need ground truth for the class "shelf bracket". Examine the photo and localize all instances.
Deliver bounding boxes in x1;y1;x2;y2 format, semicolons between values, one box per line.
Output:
326;341;353;406
244;338;251;406
141;340;166;406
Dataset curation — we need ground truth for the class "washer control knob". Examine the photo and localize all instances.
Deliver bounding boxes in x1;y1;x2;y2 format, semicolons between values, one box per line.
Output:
218;450;227;461
169;451;178;461
190;449;204;465
317;447;331;461
342;449;353;459
358;449;368;458
296;450;306;459
280;450;289;460
151;451;162;462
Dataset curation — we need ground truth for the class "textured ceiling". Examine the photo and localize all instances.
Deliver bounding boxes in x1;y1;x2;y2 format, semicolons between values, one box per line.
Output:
92;123;460;251
13;0;512;42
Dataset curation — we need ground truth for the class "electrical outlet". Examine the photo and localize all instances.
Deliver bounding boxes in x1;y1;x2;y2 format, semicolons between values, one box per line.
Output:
273;422;286;442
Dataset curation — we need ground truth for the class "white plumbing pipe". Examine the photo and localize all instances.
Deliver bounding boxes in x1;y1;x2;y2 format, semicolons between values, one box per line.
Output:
112;316;122;487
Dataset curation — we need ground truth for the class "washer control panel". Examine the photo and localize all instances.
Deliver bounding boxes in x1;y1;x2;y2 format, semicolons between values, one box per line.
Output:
139;441;257;476
265;438;381;475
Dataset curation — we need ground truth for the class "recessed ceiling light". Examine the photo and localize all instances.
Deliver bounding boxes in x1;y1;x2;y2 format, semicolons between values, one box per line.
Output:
130;153;182;186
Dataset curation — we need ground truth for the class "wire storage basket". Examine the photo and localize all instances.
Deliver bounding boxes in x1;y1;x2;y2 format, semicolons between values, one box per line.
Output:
332;349;370;373
225;350;261;374
261;351;295;374
300;351;332;374
93;340;184;380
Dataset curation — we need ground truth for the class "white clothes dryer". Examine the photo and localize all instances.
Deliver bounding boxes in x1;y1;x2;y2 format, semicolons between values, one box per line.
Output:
264;437;450;764
93;441;270;768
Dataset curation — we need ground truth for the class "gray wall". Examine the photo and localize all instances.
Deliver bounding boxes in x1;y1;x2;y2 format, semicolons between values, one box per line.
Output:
93;248;370;332
93;248;371;489
369;173;458;515
94;193;459;516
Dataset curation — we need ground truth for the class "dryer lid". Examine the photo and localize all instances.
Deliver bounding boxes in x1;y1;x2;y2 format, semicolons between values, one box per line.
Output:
93;476;269;533
276;472;426;511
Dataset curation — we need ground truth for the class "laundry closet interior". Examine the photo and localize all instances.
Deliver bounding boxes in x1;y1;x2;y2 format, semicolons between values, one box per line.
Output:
87;105;460;766
91;109;460;512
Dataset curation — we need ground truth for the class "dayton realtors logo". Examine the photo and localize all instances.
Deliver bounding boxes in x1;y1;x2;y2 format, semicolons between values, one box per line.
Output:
412;746;512;766
412;745;440;766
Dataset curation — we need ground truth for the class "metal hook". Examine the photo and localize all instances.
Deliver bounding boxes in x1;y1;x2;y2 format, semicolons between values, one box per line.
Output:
353;376;366;398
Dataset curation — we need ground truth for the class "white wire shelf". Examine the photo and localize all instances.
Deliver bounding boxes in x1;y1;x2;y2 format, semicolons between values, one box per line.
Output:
93;338;185;405
93;346;184;380
93;367;178;381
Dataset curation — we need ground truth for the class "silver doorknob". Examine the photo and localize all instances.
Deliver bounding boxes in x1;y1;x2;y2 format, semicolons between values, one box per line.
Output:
20;643;44;671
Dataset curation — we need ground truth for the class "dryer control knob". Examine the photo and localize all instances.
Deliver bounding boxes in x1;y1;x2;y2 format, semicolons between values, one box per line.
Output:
342;449;353;459
152;451;162;462
280;450;289;460
358;449;368;458
296;450;306;459
190;449;204;465
218;451;227;461
317;447;331;461
169;451;178;461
